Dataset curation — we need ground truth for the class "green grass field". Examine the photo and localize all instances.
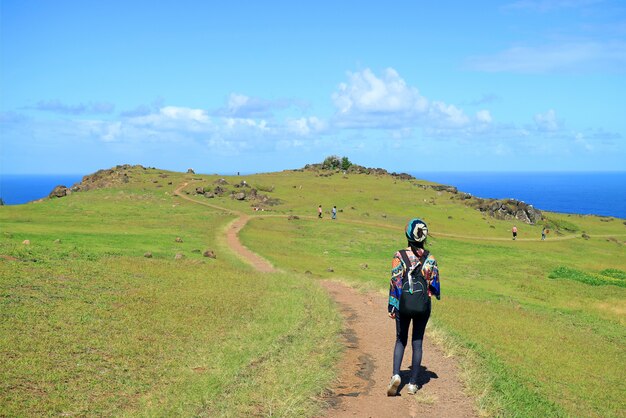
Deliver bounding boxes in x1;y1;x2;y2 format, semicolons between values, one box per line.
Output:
0;167;341;416
1;165;625;416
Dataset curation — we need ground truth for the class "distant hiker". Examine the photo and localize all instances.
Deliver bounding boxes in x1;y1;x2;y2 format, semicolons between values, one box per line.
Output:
318;205;322;218
387;218;440;396
512;225;518;240
332;205;337;220
541;227;546;241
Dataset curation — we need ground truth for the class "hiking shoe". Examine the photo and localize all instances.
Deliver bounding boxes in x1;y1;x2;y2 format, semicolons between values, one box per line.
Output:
407;383;418;394
387;374;401;396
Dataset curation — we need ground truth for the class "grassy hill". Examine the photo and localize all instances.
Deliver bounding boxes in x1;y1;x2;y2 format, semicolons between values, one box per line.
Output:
1;164;625;416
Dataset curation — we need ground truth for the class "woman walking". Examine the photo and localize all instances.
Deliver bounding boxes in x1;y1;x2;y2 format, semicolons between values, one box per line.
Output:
387;218;440;396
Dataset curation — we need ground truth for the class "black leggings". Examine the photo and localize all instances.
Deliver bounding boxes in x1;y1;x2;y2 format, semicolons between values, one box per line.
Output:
393;309;430;384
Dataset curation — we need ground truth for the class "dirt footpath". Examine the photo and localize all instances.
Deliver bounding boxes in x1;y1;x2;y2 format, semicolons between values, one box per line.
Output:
320;281;476;418
174;183;477;417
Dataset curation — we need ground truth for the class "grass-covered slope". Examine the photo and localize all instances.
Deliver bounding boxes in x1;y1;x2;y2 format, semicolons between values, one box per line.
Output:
185;168;624;417
2;165;625;416
0;167;341;416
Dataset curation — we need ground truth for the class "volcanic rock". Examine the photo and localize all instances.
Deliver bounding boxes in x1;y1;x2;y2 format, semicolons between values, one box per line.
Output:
49;185;68;198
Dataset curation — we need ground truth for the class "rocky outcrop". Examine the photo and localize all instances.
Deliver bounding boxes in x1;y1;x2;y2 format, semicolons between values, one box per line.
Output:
469;198;542;224
302;163;415;180
431;185;458;193
49;185;68;198
69;164;142;194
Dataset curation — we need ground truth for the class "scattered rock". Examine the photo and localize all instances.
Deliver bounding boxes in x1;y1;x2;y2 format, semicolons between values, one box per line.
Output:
144;252;153;258
175;237;183;243
431;185;458;193
187;168;195;174
214;178;229;185
582;233;590;240
327;267;334;272
203;250;217;259
305;271;312;275
174;253;184;260
192;249;201;253
213;186;227;195
195;187;205;194
360;263;369;269
233;192;246;201
288;215;300;220
53;239;61;244
49;185;68;198
204;192;215;198
22;240;30;245
448;216;453;219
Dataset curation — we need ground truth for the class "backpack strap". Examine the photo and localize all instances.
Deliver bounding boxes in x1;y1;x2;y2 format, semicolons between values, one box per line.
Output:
399;250;412;284
399;250;429;281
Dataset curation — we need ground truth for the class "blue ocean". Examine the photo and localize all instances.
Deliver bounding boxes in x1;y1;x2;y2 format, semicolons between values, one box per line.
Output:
1;172;625;219
1;174;85;205
414;172;626;219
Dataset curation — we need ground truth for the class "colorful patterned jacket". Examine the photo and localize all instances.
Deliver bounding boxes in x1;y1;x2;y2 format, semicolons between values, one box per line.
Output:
388;247;440;314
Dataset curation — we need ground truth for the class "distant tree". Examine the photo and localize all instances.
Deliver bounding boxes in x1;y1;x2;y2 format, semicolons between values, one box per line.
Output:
322;155;341;170
341;156;352;171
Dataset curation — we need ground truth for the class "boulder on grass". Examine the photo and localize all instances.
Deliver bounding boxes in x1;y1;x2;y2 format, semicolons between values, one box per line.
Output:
49;185;68;198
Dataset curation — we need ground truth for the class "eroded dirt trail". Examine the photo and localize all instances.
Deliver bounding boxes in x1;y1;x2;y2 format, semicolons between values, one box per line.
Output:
175;182;476;417
320;281;476;418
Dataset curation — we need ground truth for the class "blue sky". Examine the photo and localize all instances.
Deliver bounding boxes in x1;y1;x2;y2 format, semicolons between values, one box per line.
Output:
1;0;625;174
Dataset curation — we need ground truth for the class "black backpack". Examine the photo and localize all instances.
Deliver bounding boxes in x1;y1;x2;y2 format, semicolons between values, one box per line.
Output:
398;250;430;317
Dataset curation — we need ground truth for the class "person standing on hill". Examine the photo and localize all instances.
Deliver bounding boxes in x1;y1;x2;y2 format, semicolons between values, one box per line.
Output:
332;205;337;220
512;225;518;240
318;205;323;218
387;218;440;396
541;226;547;241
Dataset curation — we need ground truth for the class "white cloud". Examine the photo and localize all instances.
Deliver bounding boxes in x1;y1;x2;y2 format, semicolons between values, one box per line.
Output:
215;93;308;118
332;68;428;115
30;100;115;115
429;101;470;127
476;110;493;123
160;106;209;122
574;132;594;151
465;41;626;74
534;109;561;131
331;67;493;136
504;0;603;12
286;117;327;135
